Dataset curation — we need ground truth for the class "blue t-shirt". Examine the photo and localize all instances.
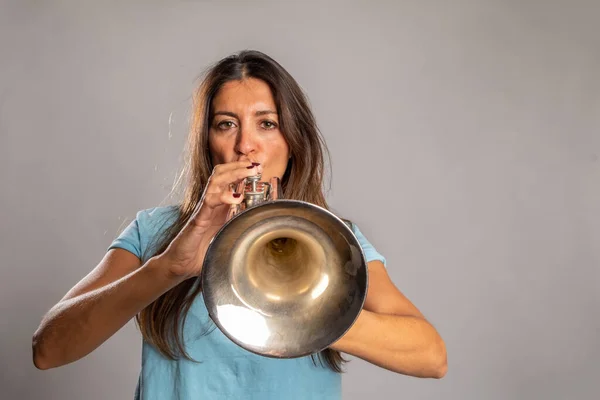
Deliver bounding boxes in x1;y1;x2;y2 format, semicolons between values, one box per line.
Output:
109;206;386;400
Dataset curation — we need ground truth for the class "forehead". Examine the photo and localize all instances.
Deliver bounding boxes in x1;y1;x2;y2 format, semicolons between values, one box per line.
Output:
212;78;277;111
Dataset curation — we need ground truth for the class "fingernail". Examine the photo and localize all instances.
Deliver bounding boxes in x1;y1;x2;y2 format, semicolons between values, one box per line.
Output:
252;162;260;166
233;193;241;198
246;165;255;169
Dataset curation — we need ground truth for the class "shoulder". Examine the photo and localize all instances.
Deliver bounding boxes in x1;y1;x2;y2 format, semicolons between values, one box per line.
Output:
136;205;181;260
134;205;180;240
130;205;180;228
109;205;180;259
342;218;387;267
116;205;180;234
135;205;180;226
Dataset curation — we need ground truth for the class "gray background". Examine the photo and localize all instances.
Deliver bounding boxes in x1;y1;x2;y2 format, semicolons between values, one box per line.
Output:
1;1;598;399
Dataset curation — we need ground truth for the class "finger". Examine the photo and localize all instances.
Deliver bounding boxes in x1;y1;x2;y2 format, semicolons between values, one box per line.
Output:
212;160;260;175
234;179;246;195
208;164;262;191
189;164;250;217
191;188;242;229
201;191;242;211
207;161;256;191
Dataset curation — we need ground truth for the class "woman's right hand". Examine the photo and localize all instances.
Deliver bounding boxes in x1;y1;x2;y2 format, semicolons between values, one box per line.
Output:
159;160;262;280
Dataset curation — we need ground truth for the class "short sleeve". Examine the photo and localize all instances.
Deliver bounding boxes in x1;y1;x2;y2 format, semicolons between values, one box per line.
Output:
351;223;387;267
108;211;142;259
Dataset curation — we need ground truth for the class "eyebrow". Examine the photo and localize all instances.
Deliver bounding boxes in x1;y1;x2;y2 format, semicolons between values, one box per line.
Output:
213;110;278;118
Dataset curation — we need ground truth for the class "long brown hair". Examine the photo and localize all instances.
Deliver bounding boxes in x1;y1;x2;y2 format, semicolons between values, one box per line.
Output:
136;50;349;372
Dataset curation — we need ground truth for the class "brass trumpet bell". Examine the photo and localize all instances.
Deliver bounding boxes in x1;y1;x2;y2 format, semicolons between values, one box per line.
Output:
201;176;368;358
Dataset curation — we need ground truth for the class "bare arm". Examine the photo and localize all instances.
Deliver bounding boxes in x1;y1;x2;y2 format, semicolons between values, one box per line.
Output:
330;261;447;378
32;161;261;370
32;249;184;370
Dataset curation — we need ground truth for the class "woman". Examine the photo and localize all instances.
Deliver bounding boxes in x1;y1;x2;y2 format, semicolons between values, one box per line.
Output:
32;50;447;399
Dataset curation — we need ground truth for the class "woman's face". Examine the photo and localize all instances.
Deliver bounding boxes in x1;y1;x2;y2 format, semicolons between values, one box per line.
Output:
208;78;290;182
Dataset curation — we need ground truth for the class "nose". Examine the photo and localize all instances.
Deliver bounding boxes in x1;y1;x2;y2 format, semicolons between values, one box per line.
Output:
234;122;257;157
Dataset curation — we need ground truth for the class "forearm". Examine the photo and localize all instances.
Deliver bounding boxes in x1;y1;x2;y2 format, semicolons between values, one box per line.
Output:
331;309;447;378
32;255;182;369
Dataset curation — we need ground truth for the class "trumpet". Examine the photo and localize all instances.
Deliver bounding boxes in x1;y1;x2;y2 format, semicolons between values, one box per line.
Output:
201;174;368;358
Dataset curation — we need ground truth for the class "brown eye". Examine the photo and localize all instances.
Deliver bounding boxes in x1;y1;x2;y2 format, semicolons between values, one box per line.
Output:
261;120;278;129
217;120;236;130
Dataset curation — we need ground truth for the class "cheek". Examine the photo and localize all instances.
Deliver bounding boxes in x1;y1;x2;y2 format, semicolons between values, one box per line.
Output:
267;137;290;166
208;133;235;161
278;137;290;160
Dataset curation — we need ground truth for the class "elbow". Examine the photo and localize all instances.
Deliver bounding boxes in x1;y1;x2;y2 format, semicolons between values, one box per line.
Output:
432;359;447;379
32;330;57;370
429;338;448;379
33;354;52;371
32;333;49;370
